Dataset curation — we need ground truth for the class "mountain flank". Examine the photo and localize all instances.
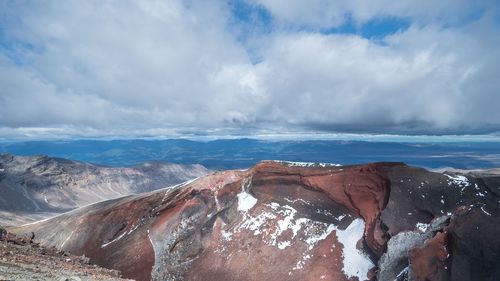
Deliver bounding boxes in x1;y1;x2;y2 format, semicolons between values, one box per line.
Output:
0;154;209;226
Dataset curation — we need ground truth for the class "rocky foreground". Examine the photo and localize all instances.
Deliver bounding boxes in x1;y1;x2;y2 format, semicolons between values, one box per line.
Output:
9;161;500;281
0;227;131;281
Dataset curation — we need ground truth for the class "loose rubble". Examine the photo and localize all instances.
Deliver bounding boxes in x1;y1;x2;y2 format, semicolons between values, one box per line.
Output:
0;226;131;281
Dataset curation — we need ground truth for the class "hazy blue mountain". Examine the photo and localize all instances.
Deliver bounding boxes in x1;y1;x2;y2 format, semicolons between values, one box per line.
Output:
1;139;500;170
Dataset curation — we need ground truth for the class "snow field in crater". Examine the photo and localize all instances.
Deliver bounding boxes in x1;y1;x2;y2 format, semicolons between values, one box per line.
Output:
234;188;373;280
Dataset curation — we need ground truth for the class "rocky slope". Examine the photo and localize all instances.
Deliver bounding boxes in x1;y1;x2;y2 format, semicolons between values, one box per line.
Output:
0;154;209;226
0;227;131;280
10;161;500;281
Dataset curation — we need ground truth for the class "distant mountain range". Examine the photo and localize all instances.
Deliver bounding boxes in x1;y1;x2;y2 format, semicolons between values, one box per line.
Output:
0;154;209;226
1;139;500;169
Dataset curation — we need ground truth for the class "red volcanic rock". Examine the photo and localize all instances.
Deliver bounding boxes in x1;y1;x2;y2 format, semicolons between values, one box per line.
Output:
252;161;393;257
9;161;500;281
396;204;500;281
408;230;449;281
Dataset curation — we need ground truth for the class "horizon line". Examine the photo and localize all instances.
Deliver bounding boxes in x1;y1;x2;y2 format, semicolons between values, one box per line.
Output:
1;132;500;143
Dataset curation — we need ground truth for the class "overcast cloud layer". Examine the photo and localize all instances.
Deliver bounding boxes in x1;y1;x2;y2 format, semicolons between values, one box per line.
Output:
1;0;500;139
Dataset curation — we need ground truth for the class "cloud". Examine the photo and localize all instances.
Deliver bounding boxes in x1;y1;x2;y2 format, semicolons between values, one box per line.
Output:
250;0;493;29
252;19;500;133
0;0;261;129
0;0;499;138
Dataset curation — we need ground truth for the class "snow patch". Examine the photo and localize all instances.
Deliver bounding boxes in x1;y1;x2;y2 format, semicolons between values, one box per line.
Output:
315;209;333;216
101;231;127;248
238;209;276;235
236;202;337;250
161;177;198;202
336;219;374;281
481;206;492;216
237;191;258;212
127;224;140;235
147;229;156;262
221;230;233;241
292;254;311;270
268;203;303;245
232;201;373;280
277;241;291;250
237;177;258;212
396;267;409;279
444;174;470;191
416;222;429;232
284;197;311;205
60;230;75;248
269;160;341;167
305;224;337;250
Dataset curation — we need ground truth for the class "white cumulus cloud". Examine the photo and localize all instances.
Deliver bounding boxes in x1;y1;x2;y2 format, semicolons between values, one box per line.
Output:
0;0;499;138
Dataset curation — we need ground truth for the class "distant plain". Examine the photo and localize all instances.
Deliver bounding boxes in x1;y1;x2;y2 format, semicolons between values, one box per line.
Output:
2;139;499;170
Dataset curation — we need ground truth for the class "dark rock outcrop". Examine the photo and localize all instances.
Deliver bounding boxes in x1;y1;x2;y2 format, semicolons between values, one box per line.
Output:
0;225;7;240
0;226;35;245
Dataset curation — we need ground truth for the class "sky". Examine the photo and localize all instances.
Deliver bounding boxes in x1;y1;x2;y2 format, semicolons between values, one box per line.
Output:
1;0;500;140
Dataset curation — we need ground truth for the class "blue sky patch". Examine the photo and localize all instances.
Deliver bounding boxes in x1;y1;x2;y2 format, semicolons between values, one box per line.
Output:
320;15;411;39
